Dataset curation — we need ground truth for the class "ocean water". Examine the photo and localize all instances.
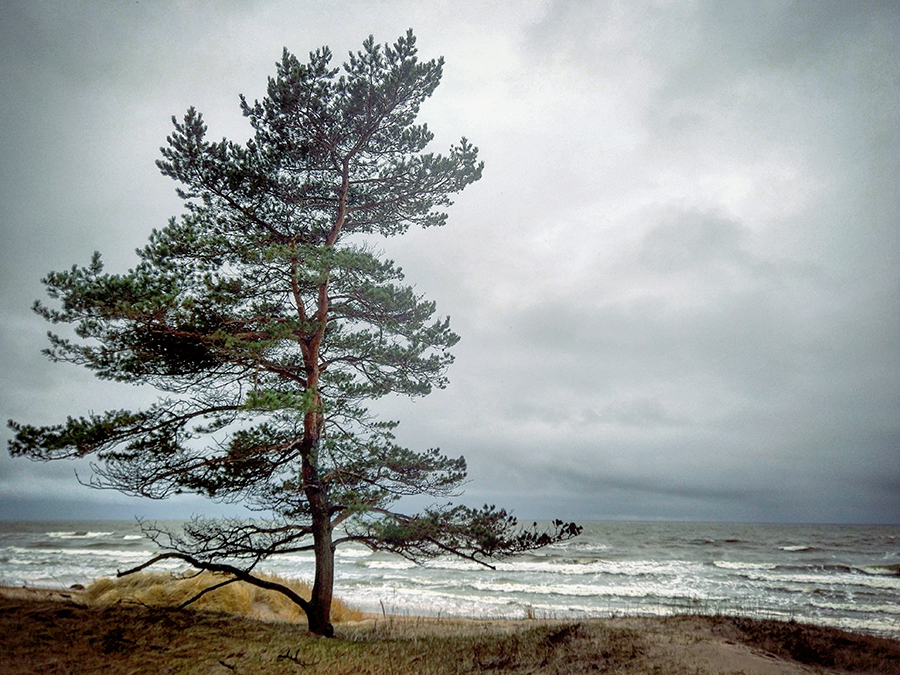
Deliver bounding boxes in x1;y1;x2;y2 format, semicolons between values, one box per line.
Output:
1;520;897;637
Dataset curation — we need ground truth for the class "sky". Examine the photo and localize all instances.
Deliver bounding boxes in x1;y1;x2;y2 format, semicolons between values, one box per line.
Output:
0;1;897;524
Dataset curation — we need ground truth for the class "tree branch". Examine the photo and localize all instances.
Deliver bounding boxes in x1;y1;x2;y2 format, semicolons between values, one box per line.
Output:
178;576;240;609
117;552;312;614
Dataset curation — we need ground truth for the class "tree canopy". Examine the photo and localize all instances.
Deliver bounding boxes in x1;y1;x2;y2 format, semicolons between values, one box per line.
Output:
8;30;581;636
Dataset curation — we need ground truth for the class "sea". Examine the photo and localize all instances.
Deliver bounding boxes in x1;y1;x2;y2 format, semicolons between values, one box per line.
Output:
1;520;898;637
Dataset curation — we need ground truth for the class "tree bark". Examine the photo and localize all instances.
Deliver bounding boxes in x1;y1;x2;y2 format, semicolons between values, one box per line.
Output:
299;369;335;636
298;162;350;637
302;436;335;637
286;160;350;638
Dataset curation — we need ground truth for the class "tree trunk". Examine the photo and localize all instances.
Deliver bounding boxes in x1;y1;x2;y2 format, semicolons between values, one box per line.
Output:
301;400;335;637
307;488;335;637
301;209;343;637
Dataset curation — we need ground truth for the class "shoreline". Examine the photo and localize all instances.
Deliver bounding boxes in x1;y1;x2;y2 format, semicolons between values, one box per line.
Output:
3;583;896;639
2;585;899;674
5;521;897;639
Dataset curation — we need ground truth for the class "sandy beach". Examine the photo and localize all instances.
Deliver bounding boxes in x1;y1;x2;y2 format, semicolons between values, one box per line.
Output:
2;584;898;674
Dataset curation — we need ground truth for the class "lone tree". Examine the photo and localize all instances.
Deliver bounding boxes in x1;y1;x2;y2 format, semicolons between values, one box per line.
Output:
8;31;581;636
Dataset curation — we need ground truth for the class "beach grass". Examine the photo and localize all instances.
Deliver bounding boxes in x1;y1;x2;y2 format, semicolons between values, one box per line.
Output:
718;614;900;674
82;569;365;624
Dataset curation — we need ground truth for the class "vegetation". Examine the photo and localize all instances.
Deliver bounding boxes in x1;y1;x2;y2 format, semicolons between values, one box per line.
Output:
2;594;898;674
721;615;900;673
7;29;580;636
83;571;364;624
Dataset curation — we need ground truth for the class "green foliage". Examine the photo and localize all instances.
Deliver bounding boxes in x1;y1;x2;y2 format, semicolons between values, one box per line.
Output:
353;507;583;568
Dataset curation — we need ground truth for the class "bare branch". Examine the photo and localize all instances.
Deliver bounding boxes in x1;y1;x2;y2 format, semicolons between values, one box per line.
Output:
117;551;312;614
178;577;240;609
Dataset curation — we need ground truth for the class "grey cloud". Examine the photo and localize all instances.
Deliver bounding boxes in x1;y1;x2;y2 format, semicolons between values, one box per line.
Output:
681;1;896;74
436;2;897;524
638;212;748;274
457;421;898;522
1;1;897;523
461;445;806;523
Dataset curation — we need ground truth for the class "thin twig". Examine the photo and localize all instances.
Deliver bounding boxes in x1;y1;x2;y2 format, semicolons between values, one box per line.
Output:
178;577;240;609
277;649;319;667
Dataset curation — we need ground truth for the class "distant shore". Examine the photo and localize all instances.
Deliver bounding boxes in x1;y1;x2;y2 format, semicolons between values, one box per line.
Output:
2;584;898;674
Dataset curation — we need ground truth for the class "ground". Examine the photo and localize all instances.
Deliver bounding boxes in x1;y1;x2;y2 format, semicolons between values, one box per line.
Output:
1;586;898;674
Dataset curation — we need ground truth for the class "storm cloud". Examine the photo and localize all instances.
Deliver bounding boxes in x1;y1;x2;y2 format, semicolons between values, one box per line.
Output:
1;1;897;523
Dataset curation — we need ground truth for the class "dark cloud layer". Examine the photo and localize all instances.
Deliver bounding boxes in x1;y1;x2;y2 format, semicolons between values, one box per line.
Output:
1;1;897;523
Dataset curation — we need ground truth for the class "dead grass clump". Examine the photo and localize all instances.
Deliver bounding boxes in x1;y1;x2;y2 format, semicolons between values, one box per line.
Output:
725;616;900;674
337;620;645;673
84;570;364;623
462;622;644;672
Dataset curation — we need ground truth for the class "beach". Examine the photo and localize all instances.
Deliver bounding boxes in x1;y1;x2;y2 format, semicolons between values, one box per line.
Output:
2;584;899;674
4;520;899;636
3;521;899;672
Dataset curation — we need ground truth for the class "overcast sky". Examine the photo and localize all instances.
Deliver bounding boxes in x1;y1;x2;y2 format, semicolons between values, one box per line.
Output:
1;1;897;524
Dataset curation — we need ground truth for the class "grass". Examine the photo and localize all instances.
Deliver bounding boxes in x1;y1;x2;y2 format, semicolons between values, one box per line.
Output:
3;592;900;675
3;575;900;673
0;601;648;675
82;569;365;624
717;615;900;673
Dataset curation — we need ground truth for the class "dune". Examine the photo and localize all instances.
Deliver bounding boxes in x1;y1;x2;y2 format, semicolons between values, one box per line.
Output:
1;582;898;674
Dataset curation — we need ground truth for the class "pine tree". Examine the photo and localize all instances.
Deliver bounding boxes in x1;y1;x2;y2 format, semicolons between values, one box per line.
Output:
8;31;581;636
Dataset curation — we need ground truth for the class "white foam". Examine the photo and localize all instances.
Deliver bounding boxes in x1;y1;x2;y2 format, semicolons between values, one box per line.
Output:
335;548;372;559
5;546;155;560
745;571;900;591
363;559;417;570
46;531;114;539
855;565;900;576
714;560;777;571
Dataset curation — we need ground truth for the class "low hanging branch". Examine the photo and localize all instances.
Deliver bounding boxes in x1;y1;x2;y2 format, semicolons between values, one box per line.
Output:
117;552;313;617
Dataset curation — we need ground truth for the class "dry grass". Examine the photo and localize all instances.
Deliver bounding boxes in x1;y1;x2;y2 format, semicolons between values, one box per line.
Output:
83;570;365;624
350;619;647;674
2;594;899;675
0;601;647;675
716;615;900;674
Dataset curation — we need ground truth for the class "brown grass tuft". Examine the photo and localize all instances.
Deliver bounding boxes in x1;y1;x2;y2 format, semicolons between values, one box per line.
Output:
722;616;900;674
84;570;365;624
